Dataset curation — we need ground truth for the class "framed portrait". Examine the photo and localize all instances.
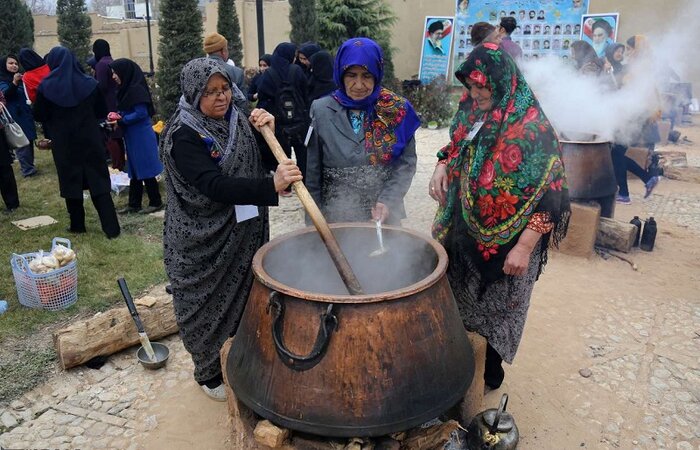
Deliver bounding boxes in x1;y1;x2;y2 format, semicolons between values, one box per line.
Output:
419;16;455;83
580;13;620;57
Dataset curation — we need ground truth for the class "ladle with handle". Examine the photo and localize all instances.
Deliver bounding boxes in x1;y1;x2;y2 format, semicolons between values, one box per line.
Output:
259;126;365;296
369;219;388;258
117;277;158;362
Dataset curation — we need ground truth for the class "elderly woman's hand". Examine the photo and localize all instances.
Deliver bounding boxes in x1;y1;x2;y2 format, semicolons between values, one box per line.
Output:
249;108;275;132
273;159;303;192
429;163;449;205
371;202;390;223
503;229;541;276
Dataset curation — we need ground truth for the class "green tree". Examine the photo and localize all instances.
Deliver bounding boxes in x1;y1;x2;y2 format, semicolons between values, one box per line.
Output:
316;0;397;80
56;0;92;64
289;0;317;45
157;0;203;118
0;0;35;56
217;0;243;67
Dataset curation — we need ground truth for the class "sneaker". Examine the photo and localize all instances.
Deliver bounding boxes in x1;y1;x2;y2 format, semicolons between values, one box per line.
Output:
141;204;164;214
616;195;631;205
117;206;141;214
644;176;659;199
201;383;227;402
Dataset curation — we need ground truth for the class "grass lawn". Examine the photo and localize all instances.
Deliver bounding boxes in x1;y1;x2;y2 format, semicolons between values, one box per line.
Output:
0;148;167;402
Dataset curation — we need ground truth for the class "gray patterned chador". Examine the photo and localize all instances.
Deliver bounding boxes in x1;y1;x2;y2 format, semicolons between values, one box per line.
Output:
159;58;301;401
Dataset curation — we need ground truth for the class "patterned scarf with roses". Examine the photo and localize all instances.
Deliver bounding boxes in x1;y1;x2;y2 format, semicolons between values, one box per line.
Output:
432;43;570;280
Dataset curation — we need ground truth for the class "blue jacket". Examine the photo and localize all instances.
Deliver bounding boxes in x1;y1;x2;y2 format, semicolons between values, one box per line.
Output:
0;80;37;141
118;103;163;180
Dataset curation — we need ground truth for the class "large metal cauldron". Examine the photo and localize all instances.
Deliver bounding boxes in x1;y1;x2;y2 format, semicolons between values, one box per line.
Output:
559;134;617;218
227;223;474;438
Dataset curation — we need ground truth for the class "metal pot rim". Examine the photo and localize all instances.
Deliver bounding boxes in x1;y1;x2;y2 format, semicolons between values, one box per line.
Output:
252;223;448;304
559;139;611;144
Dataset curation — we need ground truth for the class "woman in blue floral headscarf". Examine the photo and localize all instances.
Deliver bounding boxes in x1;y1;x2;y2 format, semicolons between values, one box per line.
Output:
429;42;570;389
306;37;420;224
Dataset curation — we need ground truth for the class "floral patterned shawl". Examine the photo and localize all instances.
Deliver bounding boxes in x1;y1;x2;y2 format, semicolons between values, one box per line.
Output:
433;43;569;279
331;38;420;166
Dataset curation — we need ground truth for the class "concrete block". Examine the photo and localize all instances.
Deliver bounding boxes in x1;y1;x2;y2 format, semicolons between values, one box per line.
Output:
557;201;601;258
657;120;671;145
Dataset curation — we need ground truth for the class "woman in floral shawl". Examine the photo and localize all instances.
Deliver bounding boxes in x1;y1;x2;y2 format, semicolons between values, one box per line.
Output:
306;38;420;224
429;42;570;389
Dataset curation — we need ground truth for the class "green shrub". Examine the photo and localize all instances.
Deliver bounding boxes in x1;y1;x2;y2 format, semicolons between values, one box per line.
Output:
401;76;455;128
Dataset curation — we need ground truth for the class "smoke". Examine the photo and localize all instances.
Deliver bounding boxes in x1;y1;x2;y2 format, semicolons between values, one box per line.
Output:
519;1;700;144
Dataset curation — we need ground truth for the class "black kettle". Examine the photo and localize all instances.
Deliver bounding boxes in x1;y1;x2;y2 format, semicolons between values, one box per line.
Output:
466;394;519;450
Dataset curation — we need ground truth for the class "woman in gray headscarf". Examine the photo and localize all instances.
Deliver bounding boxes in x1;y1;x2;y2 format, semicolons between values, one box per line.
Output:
159;57;301;401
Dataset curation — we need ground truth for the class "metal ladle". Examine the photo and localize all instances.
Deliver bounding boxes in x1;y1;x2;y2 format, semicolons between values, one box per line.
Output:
369;219;388;258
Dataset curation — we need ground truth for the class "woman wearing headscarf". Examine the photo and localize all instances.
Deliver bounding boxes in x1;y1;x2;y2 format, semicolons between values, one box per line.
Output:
307;50;336;103
109;58;163;214
297;42;321;78
0;90;20;213
246;54;271;103
429;42;570;389
570;40;604;76
0;54;38;177
257;43;309;181
306;38;420;224
33;46;120;238
92;39;125;171
603;43;625;87
159;57;301;401
17;49;50;104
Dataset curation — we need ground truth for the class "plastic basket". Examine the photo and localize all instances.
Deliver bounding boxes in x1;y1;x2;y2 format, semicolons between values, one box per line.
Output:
11;237;78;311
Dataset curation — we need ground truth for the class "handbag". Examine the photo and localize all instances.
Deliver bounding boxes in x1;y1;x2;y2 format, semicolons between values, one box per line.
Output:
0;103;30;149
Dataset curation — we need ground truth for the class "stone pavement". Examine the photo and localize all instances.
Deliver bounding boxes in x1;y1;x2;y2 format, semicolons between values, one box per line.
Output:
1;126;699;449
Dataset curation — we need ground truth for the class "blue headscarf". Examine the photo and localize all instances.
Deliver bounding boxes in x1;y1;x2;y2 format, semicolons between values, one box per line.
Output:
39;47;98;108
331;37;421;162
332;37;384;110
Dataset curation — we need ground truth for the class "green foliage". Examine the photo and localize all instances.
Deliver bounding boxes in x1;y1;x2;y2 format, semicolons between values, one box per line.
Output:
157;0;203;118
316;0;397;79
289;0;317;45
217;0;243;67
56;0;92;64
401;76;455;128
0;0;35;56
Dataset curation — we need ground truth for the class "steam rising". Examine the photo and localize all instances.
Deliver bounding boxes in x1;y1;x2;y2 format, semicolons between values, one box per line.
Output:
520;1;700;144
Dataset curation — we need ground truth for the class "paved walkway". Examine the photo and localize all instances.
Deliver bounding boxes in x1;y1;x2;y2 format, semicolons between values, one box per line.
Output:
1;125;699;449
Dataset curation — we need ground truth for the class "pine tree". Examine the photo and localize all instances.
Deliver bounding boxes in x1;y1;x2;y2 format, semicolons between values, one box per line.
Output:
56;0;92;65
217;0;243;66
157;0;203;118
289;0;317;45
316;0;397;80
0;0;34;56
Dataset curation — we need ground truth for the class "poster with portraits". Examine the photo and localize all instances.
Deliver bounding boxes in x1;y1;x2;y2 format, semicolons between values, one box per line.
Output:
453;0;590;84
580;13;620;58
419;16;455;84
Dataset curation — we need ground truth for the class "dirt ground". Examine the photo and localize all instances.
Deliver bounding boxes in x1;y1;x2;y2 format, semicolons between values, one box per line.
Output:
137;122;700;449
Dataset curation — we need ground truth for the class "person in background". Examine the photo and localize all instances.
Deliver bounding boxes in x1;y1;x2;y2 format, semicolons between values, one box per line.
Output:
17;49;50;104
307;50;336;104
571;40;604;76
203;32;246;97
429;42;569;390
603;43;625;87
499;17;522;60
92;39;126;171
306;38;419;225
33;46;120;238
257;42;309;183
297;42;321;78
471;22;501;47
159;57;301;401
0;54;38;177
246;54;271;103
0;90;20;213
109;58;163;214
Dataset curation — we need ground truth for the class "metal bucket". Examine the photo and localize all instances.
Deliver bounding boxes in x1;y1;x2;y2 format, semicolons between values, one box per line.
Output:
226;224;474;437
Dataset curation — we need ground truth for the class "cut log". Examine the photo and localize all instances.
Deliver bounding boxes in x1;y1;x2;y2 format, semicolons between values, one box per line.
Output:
656;150;688;168
596;217;636;253
663;166;700;184
254;420;290;448
401;420;461;450
221;337;260;449
53;294;178;369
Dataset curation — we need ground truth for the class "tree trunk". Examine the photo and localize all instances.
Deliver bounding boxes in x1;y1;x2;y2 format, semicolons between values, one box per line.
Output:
596;217;636;253
53;295;179;369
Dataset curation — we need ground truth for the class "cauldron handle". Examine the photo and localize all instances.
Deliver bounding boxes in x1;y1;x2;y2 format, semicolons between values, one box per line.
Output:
268;291;338;371
490;393;508;433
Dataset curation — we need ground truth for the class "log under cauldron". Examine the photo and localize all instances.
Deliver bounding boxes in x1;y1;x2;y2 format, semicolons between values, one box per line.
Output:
559;131;617;218
226;223;474;438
